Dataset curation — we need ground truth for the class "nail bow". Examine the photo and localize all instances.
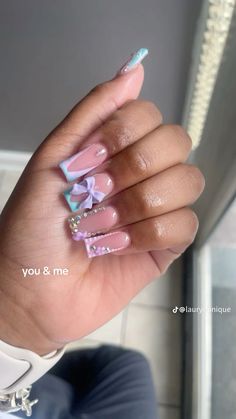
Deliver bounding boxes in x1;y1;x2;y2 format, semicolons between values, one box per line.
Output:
70;176;105;209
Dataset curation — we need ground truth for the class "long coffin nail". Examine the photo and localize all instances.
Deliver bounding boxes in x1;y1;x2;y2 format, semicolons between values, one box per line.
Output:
63;173;113;212
84;231;130;258
117;48;149;75
59;144;108;182
68;206;118;240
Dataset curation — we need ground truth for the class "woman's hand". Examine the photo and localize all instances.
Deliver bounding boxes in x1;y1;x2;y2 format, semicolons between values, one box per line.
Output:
0;63;205;354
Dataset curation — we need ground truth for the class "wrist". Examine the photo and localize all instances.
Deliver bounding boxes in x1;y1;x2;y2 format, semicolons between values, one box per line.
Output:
0;284;60;356
0;314;58;357
0;302;59;356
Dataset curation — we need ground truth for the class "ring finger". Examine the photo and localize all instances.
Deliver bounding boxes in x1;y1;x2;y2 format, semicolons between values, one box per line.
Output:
68;163;204;241
63;124;192;212
82;207;199;258
59;99;162;182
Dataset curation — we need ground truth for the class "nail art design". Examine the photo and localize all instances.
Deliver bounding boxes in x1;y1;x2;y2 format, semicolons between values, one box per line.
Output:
68;206;118;240
84;231;130;258
118;48;149;75
59;143;108;182
63;173;113;212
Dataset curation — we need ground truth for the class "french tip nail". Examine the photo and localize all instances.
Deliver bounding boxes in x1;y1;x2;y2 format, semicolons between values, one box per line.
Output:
117;48;149;76
84;231;130;258
59;143;108;182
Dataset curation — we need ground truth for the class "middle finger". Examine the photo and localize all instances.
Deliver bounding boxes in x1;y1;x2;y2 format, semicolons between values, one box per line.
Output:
64;124;192;212
68;163;204;240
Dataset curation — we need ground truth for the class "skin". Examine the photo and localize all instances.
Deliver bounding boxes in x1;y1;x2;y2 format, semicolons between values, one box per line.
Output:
0;65;205;355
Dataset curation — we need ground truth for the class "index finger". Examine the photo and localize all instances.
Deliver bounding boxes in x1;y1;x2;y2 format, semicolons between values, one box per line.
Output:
34;50;148;169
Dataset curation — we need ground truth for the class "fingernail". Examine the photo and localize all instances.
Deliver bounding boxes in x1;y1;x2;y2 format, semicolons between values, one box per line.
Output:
68;206;118;240
84;231;130;258
63;173;113;212
117;48;149;75
59;144;108;182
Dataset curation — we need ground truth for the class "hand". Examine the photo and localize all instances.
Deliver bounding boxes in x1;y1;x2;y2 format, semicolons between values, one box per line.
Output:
0;64;205;354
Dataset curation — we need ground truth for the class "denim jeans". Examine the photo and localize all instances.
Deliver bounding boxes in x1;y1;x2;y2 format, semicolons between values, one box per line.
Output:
16;345;158;419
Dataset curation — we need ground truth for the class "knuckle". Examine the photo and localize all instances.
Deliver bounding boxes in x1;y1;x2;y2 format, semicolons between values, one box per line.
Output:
138;100;163;122
184;164;205;195
103;119;134;153
152;219;166;243
90;83;118;113
164;125;192;151
126;147;152;177
184;208;199;242
169;124;188;139
118;98;136;111
151;209;199;247
118;99;163;126
135;150;152;173
88;81;118;115
129;185;152;218
89;83;104;96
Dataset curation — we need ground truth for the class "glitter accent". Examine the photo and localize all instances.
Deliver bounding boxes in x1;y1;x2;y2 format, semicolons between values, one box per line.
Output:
88;244;111;257
84;231;130;258
68;206;106;240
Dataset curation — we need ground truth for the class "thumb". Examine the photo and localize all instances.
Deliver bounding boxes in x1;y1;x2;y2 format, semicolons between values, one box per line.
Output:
36;50;148;166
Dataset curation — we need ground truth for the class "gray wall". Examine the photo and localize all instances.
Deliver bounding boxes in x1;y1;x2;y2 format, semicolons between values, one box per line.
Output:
0;0;202;152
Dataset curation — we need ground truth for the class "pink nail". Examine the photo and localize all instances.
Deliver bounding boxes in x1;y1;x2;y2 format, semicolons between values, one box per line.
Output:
84;231;130;258
59;143;108;182
63;173;114;212
68;206;118;240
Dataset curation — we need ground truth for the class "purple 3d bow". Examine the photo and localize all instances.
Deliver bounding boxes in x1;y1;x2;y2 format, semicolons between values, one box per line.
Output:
70;176;105;209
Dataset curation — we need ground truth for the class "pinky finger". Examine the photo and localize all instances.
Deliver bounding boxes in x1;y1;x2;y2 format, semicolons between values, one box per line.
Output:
84;207;198;259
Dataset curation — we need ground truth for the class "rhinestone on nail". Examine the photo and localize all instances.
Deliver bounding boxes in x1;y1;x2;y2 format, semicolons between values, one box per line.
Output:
103;247;110;253
68;206;106;235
